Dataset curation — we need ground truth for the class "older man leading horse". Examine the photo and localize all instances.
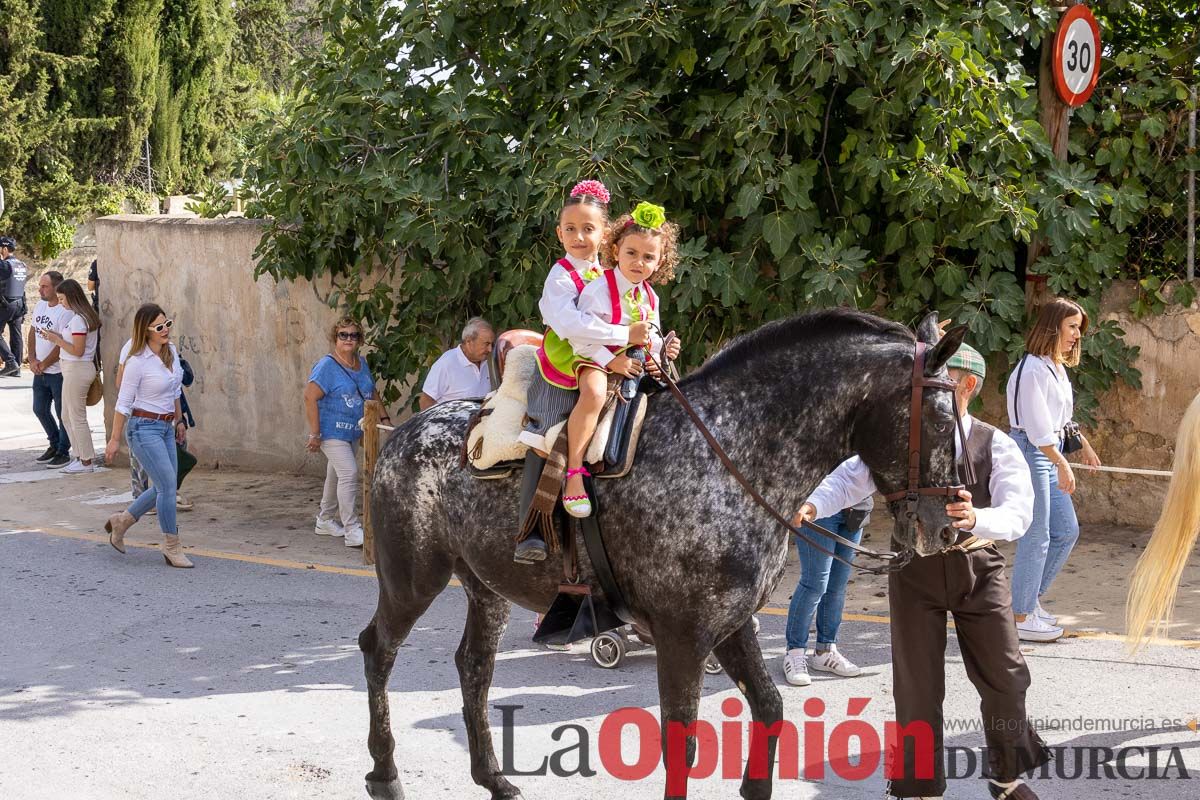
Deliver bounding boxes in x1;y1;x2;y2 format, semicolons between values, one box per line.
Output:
360;309;968;800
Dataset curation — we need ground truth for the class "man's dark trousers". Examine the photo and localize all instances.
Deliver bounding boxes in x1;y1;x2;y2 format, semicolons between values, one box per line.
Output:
885;539;1052;797
32;372;70;455
3;297;25;364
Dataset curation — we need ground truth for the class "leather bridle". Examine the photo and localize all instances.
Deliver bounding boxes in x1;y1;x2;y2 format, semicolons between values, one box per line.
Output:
880;341;974;530
647;337;968;575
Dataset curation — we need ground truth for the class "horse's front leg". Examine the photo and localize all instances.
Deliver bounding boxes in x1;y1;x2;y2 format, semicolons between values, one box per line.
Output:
456;570;524;799
712;618;783;800
654;634;710;800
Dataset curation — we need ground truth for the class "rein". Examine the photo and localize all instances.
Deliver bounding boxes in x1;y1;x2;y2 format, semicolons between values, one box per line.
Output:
647;341;917;576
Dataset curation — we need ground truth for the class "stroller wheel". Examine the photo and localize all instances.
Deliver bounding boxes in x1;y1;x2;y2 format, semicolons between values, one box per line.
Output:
703;654;724;675
591;632;626;669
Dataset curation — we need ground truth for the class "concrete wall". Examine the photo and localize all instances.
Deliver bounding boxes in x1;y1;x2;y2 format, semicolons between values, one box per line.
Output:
94;215;390;476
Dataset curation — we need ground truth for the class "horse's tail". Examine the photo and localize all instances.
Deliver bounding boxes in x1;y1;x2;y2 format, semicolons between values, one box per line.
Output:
1126;391;1200;651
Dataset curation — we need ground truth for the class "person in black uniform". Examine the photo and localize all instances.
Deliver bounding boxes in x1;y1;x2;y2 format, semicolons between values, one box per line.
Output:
0;236;29;376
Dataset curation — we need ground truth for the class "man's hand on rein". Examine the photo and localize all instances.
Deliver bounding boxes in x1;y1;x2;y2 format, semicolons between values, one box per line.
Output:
946;489;976;530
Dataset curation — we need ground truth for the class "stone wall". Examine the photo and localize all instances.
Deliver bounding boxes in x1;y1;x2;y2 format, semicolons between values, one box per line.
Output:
94;215;400;475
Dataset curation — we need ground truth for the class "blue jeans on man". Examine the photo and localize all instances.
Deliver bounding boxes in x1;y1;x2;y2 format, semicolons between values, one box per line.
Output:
786;510;862;651
32;372;70;455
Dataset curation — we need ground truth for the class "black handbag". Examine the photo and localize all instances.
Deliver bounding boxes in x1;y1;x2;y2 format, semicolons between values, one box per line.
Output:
1014;355;1083;453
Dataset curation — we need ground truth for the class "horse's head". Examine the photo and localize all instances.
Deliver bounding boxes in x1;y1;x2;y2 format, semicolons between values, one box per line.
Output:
855;313;967;557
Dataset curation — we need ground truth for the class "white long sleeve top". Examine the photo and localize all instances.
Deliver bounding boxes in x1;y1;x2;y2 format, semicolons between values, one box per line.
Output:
115;344;183;417
539;253;629;368
1005;354;1074;448
572;268;664;366
805;415;1034;542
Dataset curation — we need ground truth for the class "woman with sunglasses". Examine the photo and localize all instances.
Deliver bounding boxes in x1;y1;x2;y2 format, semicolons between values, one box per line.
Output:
102;304;192;567
303;317;389;548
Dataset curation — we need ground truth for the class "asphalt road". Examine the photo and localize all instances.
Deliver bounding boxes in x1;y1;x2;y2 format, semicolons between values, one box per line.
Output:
1;530;1198;800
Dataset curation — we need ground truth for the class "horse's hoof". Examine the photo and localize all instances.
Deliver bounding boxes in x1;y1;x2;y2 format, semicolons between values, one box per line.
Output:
364;775;405;800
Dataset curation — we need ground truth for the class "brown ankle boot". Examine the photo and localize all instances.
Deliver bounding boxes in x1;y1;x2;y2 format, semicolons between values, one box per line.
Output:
161;534;194;568
104;511;136;553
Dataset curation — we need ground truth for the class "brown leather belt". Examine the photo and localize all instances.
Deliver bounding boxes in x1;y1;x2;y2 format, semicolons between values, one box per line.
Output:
946;532;994;553
131;409;176;422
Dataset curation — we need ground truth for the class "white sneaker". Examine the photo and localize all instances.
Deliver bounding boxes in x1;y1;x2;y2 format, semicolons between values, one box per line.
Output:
1016;614;1063;642
343;524;364;548
60;459;94;474
314;518;345;537
808;644;862;677
782;648;811;686
1034;601;1057;626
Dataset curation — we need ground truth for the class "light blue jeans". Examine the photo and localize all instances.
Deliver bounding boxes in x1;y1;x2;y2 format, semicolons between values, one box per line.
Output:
125;417;178;535
1009;430;1079;615
785;511;862;651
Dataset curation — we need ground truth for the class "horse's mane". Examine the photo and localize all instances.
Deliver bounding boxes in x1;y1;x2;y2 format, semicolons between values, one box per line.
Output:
688;308;915;381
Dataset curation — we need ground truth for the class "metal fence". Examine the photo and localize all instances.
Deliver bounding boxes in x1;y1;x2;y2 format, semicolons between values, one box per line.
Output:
1125;90;1197;283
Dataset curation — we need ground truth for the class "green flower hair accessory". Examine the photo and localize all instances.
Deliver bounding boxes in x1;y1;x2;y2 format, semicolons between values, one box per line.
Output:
630;201;667;230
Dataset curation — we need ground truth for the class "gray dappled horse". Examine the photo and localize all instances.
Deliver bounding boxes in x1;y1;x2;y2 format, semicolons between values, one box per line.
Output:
361;310;966;799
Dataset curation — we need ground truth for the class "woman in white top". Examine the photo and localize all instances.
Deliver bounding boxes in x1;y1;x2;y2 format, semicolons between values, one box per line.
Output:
1005;297;1101;641
38;279;99;473
102;303;192;568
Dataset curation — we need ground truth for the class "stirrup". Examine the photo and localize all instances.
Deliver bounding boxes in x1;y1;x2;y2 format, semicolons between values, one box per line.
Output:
563;467;592;518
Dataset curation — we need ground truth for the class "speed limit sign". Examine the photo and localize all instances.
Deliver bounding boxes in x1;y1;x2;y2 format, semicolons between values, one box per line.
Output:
1053;5;1101;107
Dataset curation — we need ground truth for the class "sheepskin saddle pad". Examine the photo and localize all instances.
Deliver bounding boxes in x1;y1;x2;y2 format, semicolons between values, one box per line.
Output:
465;344;647;478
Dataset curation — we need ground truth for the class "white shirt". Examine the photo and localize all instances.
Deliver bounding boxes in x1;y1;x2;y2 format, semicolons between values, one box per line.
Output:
119;339;133;364
539;253;629;368
573;269;664;366
115;344;184;416
422;345;491;404
806;415;1034;542
30;300;73;374
1006;354;1073;447
60;313;98;362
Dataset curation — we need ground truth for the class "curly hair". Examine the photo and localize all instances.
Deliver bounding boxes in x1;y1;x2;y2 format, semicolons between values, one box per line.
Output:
328;315;363;348
599;214;680;286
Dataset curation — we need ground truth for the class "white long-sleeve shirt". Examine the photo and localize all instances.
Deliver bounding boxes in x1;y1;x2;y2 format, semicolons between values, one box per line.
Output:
538;253;629;368
573;268;664;366
1006;354;1073;448
806;415;1034;542
115;344;183;417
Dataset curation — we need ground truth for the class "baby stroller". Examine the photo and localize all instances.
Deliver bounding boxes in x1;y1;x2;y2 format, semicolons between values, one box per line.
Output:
589;616;760;672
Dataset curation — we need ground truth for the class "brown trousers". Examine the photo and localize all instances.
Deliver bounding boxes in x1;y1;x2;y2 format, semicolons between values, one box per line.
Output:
886;541;1051;797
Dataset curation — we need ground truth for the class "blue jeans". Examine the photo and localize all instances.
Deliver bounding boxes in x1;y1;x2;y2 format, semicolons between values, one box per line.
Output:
125;417;178;534
786;511;862;651
1009;430;1079;615
32;372;70;454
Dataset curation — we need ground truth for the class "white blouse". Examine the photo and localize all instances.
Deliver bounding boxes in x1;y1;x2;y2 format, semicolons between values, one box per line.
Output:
1005;354;1074;448
60;313;99;362
539;253;629;368
573;269;664;366
115;344;184;417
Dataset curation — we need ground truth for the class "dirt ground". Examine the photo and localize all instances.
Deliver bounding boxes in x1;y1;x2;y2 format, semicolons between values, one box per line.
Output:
3;438;1197;643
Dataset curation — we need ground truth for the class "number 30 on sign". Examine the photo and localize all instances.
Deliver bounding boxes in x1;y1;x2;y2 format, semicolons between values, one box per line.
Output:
1053;5;1101;107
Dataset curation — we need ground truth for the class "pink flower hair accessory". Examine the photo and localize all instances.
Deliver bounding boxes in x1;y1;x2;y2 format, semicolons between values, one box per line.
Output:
570;180;611;205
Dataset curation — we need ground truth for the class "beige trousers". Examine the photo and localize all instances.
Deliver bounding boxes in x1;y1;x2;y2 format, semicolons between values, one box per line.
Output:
60;360;97;461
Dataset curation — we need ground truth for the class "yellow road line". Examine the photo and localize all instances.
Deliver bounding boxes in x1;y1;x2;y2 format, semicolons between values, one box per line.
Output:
15;525;1197;649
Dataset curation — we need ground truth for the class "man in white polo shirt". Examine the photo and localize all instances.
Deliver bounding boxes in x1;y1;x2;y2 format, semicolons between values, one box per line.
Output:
419;317;495;410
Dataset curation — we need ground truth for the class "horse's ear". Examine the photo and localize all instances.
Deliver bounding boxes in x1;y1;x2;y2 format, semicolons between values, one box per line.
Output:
925;324;967;376
916;312;940;344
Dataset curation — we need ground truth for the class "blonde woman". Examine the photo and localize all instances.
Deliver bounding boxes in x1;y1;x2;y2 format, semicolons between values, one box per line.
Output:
38;279;99;474
303;317;389;548
1005;297;1102;642
102;303;191;568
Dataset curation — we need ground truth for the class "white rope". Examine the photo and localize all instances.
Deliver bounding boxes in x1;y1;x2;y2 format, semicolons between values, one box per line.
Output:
376;423;396;432
1076;463;1173;478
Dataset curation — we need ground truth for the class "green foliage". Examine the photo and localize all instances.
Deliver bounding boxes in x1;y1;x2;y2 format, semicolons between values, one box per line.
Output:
30;209;76;259
248;0;1166;411
184;180;234;218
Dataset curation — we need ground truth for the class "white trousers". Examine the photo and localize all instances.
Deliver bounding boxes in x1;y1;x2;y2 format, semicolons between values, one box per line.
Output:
60;360;96;461
318;439;360;528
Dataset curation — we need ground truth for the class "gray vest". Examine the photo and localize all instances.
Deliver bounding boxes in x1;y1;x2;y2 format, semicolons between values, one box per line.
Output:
2;257;28;299
958;419;995;508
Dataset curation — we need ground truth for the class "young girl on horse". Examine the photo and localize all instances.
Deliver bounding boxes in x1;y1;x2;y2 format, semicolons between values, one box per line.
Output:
534;202;681;517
